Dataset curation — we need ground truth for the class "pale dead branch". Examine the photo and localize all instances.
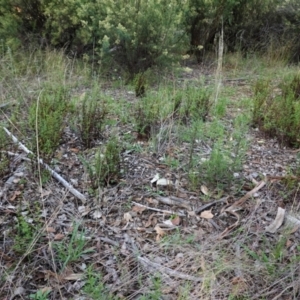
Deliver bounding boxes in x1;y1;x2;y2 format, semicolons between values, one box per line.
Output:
3;127;87;203
137;256;202;282
132;201;186;217
156;195;192;210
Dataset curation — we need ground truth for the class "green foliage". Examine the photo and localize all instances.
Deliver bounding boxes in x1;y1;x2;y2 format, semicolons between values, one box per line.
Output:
133;96;161;140
29;289;51;300
0;128;10;177
75;90;108;148
134;73;147;97
252;74;300;147
185;0;280;60
83;266;116;300
0;0;46;52
28;86;70;161
139;276;162;300
186;115;248;190
43;0;187;74
81;137;122;188
54;222;94;271
14;214;36;254
174;85;212;123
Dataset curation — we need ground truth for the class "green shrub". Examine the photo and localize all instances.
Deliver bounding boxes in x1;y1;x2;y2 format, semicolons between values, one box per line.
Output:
74;92;108;148
81;137;122;189
185;0;280;61
252;74;300;147
43;0;187;74
175;85;212;123
133;95;161;140
0;0;46;53
28;85;70;161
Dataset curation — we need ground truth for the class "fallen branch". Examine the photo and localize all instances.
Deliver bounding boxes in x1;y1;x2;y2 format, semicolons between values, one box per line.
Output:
138;256;202;282
3;127;87;203
195;197;228;214
156;195;192;210
218;180;267;238
132;201;186;217
219;210;240;239
226;180;266;211
123;233;202;282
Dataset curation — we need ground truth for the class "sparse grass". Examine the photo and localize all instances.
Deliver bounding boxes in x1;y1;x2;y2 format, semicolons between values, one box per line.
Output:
81;136;122;189
29;289;51;300
53;222;94;271
13;214;38;254
73;87;108;148
83;266;116;300
28;85;70;161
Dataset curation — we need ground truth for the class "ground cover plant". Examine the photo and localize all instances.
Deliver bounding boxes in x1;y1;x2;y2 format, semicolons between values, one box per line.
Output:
1;2;300;299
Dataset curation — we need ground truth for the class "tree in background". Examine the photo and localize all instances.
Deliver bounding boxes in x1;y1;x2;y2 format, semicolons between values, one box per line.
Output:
1;0;300;70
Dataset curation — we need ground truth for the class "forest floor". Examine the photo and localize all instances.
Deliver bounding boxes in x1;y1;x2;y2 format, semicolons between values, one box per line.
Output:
1;52;300;299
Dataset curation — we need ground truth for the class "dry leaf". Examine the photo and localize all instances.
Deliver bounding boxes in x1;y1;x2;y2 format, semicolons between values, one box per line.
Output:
40;189;52;197
163;219;174;226
146;198;159;205
132;205;146;214
45;227;56;233
92;210;102;219
145;213;157;227
157;178;172;186
124;212;133;222
54;233;65;240
151;173;160;184
201;185;209;195
286;239;293;248
187;210;196;217
78;206;90;216
265;207;285;233
200;210;214;219
171;215;181;226
64;273;84;280
13;287;25;297
9;191;21;201
154;225;166;237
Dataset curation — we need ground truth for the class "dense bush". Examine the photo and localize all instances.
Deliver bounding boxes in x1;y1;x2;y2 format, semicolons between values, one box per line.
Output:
1;0;300;68
43;0;187;73
185;0;281;61
0;0;46;51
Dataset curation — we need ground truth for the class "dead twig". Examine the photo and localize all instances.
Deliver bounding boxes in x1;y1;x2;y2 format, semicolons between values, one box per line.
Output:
219;210;240;239
137;256;202;282
3;127;87;203
226;180;266;210
195;197;228;214
132;201;186;216
156;195;192;210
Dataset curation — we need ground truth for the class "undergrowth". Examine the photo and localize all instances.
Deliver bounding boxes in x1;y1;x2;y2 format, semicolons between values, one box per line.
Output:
1;46;300;299
252;73;300;147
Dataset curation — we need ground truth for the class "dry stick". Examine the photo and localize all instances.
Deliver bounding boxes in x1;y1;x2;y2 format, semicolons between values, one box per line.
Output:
123;234;202;282
219;180;267;238
132;201;186;217
214;17;224;106
156;195;192;210
271;281;299;300
3;127;87;203
195;197;228;214
227;180;267;210
137;256;202;282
